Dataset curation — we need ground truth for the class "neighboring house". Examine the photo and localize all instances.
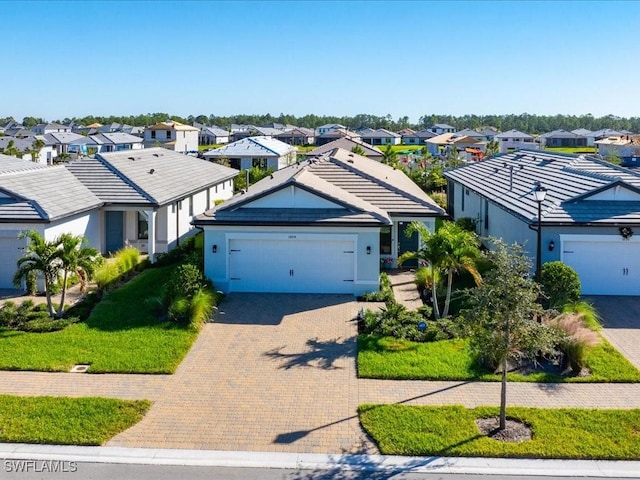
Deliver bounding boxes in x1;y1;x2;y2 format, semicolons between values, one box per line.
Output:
305;137;384;162
572;128;596;147
199;126;230;145
143;121;199;152
477;126;500;141
68;132;144;156
0;155;103;289
397;128;416;136
202;136;297;170
65;148;238;258
428;124;456;135
359;128;402;146
315;128;361;146
539;129;588;148
592;128;624;142
31;123;71;135
494;129;538;153
452;128;488;142
274;127;316;146
315;123;346;136
596;135;640;167
0;136;56;164
426;134;485;160
41;132;86;156
444;149;640;295
193;148;446;295
402;129;437;145
425;133;455;156
5;127;35;138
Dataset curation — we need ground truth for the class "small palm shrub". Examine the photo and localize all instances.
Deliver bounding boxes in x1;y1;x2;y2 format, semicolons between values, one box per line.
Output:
540;261;581;309
547;313;601;374
0;300;79;332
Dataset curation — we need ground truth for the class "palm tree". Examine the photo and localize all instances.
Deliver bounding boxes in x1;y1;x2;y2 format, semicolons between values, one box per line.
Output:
485;139;500;158
351;145;366;156
57;233;103;312
13;230;63;317
398;221;481;319
382;145;398;166
28;138;45;163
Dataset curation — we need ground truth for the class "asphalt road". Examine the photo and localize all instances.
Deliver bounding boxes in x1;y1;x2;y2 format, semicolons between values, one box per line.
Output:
0;462;632;480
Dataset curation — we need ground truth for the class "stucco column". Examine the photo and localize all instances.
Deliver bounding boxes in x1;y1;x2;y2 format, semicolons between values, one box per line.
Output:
147;209;157;263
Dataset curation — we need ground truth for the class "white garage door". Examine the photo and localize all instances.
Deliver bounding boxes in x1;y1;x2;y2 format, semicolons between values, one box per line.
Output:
228;237;355;293
562;237;640;295
0;231;24;289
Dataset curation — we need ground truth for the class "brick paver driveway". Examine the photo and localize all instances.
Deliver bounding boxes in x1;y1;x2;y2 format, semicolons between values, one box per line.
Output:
108;293;374;453
587;296;640;369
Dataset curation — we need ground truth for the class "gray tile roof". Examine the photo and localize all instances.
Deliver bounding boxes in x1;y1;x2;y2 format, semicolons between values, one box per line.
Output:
0;154;48;174
494;129;534;140
360;128;402;139
0;163;101;222
91;132;144;145
539;129;585;139
66;157;149;204
194;148;445;227
94;148;239;206
306;138;383;158
203;136;295;158
42;132;85;145
0;137;37;153
444;149;640;225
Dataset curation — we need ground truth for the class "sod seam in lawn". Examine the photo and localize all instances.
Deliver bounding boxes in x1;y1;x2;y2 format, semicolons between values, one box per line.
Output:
359;404;640;459
0;266;199;373
357;334;640;383
0;395;150;445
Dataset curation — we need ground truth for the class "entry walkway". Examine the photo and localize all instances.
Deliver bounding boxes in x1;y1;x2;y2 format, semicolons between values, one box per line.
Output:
0;293;639;454
386;269;423;310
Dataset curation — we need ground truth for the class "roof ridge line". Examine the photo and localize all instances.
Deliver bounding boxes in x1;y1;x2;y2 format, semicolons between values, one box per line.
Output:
93;155;157;204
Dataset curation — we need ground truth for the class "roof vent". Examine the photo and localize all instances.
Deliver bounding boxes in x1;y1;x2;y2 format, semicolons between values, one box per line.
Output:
149;168;155;174
270;174;274;179
128;156;135;161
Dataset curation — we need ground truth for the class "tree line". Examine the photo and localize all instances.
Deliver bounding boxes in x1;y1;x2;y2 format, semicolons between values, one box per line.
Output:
2;112;639;133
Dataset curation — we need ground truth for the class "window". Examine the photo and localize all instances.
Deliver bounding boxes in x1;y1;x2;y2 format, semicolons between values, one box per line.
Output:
484;199;489;230
252;157;268;169
166;131;171;140
137;212;148;240
229;158;241;170
380;226;392;254
151;130;156;139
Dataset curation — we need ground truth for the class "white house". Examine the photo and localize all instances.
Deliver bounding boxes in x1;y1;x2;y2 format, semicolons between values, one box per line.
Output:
193;148;446;296
199;126;230;145
0;149;239;290
143;121;199;153
68;133;144;156
315;124;346;136
359;128;402;146
494;129;538;153
428;124;456;135
202;136;297;171
32;123;71;135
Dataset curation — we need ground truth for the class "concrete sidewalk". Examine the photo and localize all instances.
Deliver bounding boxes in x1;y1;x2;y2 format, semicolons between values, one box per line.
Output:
0;444;638;477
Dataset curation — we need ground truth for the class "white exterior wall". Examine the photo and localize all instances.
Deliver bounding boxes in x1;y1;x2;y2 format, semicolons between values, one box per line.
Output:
44;211;100;246
202;225;380;296
174;130;199;152
498;139;539;153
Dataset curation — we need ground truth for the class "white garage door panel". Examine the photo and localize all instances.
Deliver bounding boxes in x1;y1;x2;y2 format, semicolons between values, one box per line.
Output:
0;233;24;289
563;240;640;295
228;238;355;293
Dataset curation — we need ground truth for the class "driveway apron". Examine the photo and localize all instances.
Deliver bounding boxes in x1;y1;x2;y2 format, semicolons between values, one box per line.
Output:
108;293;375;453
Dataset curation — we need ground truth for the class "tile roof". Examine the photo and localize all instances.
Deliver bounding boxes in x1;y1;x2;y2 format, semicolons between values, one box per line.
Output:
306;137;383;158
0;154;48;174
0;161;101;222
444;149;640;225
194;148;445;227
92;148;239;206
203;136;296;158
494;129;534;140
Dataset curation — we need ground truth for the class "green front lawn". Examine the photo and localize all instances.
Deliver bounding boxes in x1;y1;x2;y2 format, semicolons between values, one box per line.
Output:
544;146;596;154
0;266;199;373
359;404;640;459
358;335;640;382
0;395;150;445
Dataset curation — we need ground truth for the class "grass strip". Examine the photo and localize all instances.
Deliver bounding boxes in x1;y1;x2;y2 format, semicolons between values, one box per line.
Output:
0;395;150;445
359;404;640;459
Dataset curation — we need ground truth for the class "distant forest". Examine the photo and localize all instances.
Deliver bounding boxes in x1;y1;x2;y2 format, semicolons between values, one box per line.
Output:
4;112;640;134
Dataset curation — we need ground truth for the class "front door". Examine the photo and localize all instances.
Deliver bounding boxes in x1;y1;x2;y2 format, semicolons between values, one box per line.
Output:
105;211;124;254
398;221;419;268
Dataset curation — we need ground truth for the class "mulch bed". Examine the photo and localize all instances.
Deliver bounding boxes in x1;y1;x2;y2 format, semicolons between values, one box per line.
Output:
476;417;532;442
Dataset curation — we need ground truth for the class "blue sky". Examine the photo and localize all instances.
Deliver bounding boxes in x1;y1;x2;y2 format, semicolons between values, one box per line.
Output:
2;1;639;122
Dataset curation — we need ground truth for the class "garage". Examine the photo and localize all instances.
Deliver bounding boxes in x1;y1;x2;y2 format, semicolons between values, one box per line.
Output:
562;235;640;295
0;231;24;289
228;236;356;293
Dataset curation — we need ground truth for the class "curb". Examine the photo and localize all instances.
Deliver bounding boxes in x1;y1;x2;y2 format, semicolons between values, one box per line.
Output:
0;444;638;477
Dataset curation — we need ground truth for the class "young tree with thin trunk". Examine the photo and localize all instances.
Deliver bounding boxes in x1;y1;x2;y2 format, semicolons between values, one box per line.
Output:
57;233;103;313
464;240;558;430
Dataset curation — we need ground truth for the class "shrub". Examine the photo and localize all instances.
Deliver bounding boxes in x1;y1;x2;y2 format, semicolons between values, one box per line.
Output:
430;192;447;209
547;313;601;374
94;262;121;290
189;288;216;330
540;261;581;309
154;235;198;267
0;300;80;332
561;301;601;331
454;217;478;232
361;272;394;302
165;264;207;303
114;247;140;274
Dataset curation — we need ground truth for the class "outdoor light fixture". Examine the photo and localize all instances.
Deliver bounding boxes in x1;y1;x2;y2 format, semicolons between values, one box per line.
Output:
532;182;548;282
212;244;218;253
366;246;371;255
548;240;555;252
